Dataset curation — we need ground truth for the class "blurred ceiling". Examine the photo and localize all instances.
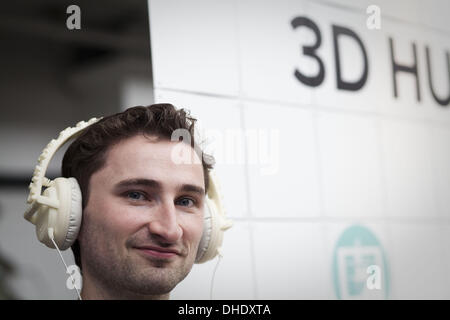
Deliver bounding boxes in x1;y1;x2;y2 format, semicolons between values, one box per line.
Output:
0;0;151;64
0;0;153;184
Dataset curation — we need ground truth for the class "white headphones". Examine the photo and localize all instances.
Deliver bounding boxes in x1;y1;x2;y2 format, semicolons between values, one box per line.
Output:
24;117;233;264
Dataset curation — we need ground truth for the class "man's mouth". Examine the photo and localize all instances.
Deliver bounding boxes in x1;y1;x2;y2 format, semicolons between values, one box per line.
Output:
133;245;181;259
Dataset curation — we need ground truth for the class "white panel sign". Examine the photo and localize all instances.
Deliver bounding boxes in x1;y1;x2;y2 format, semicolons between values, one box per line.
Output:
148;0;450;299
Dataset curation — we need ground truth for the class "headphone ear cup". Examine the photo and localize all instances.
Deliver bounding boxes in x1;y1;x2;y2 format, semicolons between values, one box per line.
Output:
195;197;227;264
195;201;213;263
34;177;82;250
195;171;233;264
62;178;82;250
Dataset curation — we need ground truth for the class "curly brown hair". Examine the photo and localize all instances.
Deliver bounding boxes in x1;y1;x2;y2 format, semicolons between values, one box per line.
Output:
61;103;214;271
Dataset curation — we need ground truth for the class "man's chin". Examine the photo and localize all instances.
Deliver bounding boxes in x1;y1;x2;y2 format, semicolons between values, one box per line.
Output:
123;266;184;296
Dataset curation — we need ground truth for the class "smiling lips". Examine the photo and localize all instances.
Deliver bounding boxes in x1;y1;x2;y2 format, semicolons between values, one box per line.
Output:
134;245;180;259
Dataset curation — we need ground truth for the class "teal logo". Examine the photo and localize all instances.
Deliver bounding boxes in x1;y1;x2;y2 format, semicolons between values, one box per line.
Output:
333;225;389;299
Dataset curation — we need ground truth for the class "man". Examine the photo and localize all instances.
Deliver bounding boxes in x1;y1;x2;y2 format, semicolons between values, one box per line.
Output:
61;104;214;299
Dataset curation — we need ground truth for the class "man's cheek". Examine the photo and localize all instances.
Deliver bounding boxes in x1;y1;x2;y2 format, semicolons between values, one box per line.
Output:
78;213;99;247
80;208;113;244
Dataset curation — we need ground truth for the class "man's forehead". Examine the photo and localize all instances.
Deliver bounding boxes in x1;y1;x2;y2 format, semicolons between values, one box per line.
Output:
108;135;201;161
100;135;205;187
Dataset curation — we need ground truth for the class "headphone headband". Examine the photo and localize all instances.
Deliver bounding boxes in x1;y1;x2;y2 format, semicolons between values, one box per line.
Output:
24;118;102;223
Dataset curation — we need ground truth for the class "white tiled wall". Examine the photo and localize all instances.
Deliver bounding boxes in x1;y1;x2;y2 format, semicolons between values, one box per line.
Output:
430;125;450;218
387;223;449;299
149;0;240;96
381;118;438;219
244;102;320;218
317;111;384;218
237;0;313;104
252;221;328;299
149;0;450;299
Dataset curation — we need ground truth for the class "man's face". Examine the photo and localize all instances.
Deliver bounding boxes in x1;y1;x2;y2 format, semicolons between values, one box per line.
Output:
79;134;205;298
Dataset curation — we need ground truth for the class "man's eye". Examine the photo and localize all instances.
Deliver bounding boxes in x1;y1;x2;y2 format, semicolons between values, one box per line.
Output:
126;191;146;201
176;197;195;207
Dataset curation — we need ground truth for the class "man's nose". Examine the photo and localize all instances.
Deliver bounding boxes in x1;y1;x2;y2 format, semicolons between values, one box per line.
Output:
147;200;183;243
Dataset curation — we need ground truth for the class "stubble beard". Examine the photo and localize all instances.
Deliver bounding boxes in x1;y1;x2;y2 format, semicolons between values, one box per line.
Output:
80;221;197;298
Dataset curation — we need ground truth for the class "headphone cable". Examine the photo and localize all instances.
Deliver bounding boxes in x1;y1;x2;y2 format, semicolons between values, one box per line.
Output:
209;248;223;300
48;228;82;300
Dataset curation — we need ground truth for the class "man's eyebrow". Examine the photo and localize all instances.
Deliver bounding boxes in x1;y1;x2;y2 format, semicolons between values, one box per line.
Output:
179;184;206;196
114;178;162;190
114;178;205;195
